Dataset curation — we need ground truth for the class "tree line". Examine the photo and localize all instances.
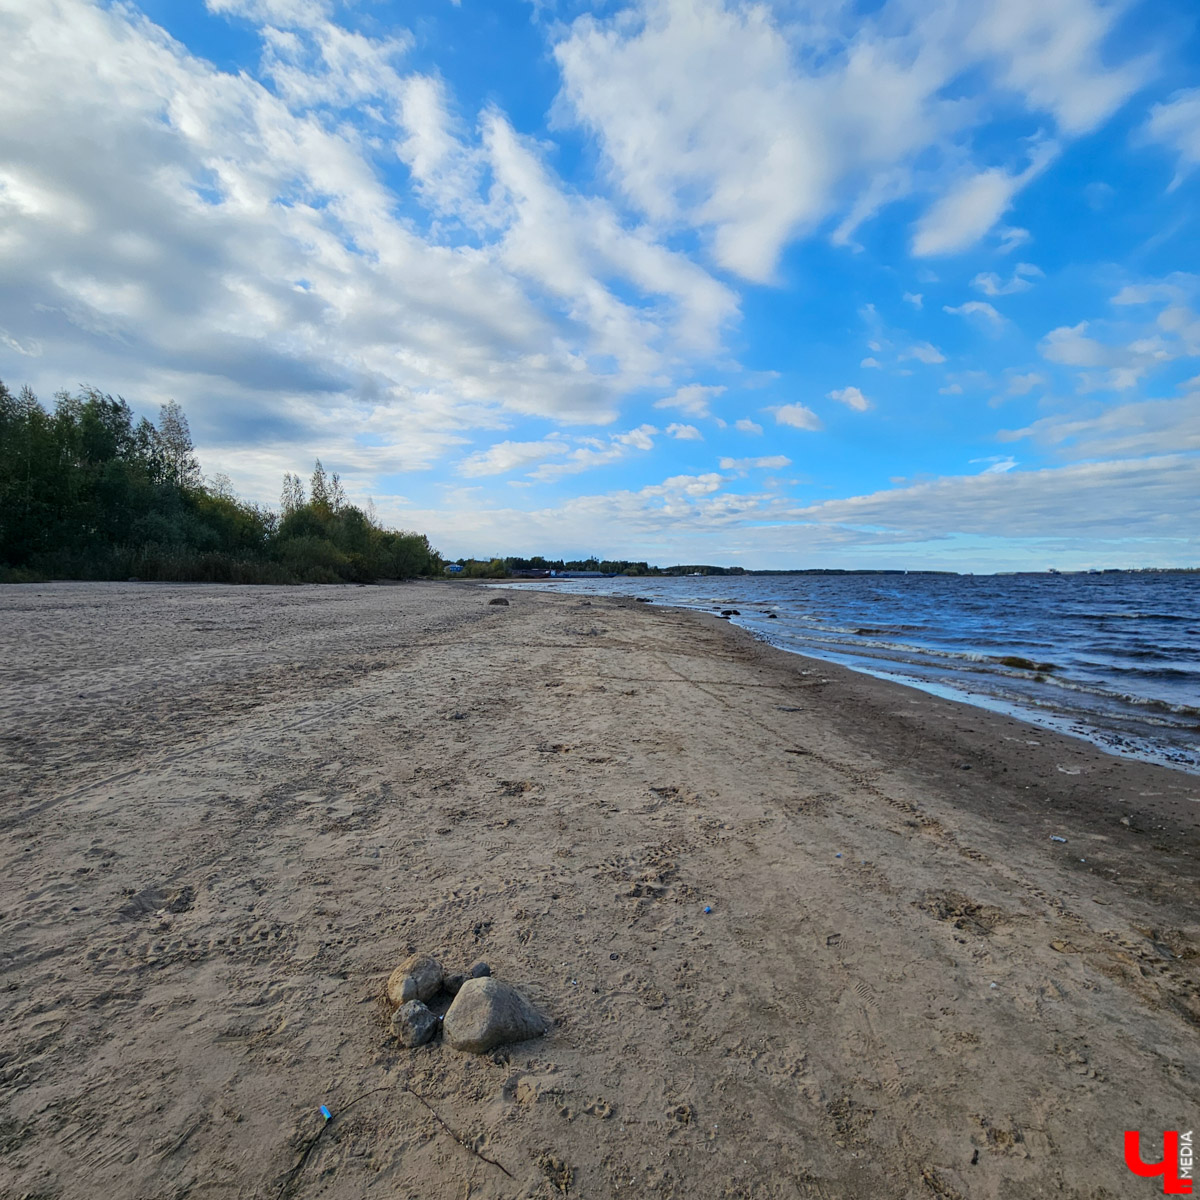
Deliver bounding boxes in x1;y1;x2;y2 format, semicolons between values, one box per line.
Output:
0;380;440;584
453;555;747;578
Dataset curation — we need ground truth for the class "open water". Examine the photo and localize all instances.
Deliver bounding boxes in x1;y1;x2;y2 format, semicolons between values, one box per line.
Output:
499;572;1200;773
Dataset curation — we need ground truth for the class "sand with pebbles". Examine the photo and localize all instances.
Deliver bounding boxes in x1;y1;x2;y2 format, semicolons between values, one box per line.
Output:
2;580;1199;1199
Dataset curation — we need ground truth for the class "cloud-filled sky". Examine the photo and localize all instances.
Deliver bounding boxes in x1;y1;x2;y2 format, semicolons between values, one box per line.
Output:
1;0;1197;570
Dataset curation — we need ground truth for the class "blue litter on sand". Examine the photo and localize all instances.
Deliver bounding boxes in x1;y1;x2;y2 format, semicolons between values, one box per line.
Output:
319;1106;332;1121
835;853;842;858
703;906;712;914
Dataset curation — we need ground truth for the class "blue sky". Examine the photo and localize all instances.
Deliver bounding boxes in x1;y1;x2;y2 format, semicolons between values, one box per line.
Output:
1;0;1198;570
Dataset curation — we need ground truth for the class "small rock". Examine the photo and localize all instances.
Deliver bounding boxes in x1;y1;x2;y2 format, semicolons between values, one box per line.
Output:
444;971;466;996
386;954;444;1005
468;960;491;979
391;1000;439;1048
443;977;548;1053
767;612;777;618
488;597;509;606
720;609;740;617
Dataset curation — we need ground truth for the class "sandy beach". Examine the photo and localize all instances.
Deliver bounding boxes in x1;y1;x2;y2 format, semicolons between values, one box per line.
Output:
2;580;1198;1200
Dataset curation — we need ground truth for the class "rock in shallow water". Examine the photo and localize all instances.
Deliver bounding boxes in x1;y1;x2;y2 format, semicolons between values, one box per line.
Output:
391;1000;439;1048
443;977;548;1053
386;954;443;1005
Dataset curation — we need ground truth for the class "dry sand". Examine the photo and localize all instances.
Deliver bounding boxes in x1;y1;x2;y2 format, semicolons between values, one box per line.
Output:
1;580;1198;1200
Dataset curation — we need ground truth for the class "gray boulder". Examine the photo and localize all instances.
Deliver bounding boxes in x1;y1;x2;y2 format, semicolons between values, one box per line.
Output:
386;953;444;1006
488;597;509;606
443;977;548;1053
391;1000;439;1048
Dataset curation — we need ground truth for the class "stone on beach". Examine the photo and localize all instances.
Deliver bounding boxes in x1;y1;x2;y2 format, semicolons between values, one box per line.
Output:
391;1000;439;1048
386;953;444;1005
443;977;548;1053
488;597;509;606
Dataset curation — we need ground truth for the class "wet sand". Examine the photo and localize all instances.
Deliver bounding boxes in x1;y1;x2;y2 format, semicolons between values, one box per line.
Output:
1;580;1198;1199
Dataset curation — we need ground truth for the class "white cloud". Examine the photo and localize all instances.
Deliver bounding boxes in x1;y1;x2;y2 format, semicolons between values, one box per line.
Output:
1040;321;1178;391
903;292;923;308
944;301;1006;330
734;418;763;434
771;403;823;431
912;142;1058;257
654;383;726;417
460;438;569;477
403;453;1199;565
829;386;871;411
529;423;659;482
666;422;703;440
861;356;882;369
1002;393;1200;460
554;0;1142;280
939;383;964;395
971;455;1019;473
996;226;1032;254
900;342;946;365
1111;280;1190;306
787;456;1198;540
964;0;1149;135
719;454;792;471
1143;89;1200;179
1006;371;1045;396
0;0;744;505
972;262;1044;296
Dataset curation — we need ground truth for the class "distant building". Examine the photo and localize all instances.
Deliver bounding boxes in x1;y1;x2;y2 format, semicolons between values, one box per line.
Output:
444;563;464;574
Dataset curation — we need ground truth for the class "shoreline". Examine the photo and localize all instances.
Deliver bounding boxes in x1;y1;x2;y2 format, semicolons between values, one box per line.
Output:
2;581;1199;1199
492;576;1200;777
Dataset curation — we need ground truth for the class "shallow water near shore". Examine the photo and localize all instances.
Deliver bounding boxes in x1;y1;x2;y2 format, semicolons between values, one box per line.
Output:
498;572;1200;773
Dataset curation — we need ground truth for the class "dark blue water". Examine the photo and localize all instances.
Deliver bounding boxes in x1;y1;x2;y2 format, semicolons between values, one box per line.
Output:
497;573;1200;773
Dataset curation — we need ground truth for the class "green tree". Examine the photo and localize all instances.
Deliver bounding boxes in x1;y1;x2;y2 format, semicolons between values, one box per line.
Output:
158;400;201;489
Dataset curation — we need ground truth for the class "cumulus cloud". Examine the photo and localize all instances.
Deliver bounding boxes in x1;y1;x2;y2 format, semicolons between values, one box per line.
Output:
1040;321;1175;390
972;262;1044;296
903;292;923;308
529;424;658;482
666;422;703;440
770;403;823;431
400;452;1199;566
1003;393;1200;460
460;438;569;477
734;418;763;434
912;142;1058;257
899;342;946;365
0;0;741;500
944;301;1007;330
1005;371;1045;396
971;455;1019;473
1143;89;1200;179
829;386;871;411
718;454;791;471
554;0;1141;279
654;384;726;417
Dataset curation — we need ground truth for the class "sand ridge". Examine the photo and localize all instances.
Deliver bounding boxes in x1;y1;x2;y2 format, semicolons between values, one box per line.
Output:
1;581;1198;1199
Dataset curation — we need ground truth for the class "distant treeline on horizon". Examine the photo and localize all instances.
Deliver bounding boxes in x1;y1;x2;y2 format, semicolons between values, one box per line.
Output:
0;380;440;584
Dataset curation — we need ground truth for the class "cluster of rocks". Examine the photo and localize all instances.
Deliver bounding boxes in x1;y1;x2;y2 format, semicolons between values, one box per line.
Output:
386;953;548;1054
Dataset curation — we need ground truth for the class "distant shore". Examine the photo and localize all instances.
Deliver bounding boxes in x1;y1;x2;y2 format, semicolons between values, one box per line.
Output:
2;581;1198;1199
